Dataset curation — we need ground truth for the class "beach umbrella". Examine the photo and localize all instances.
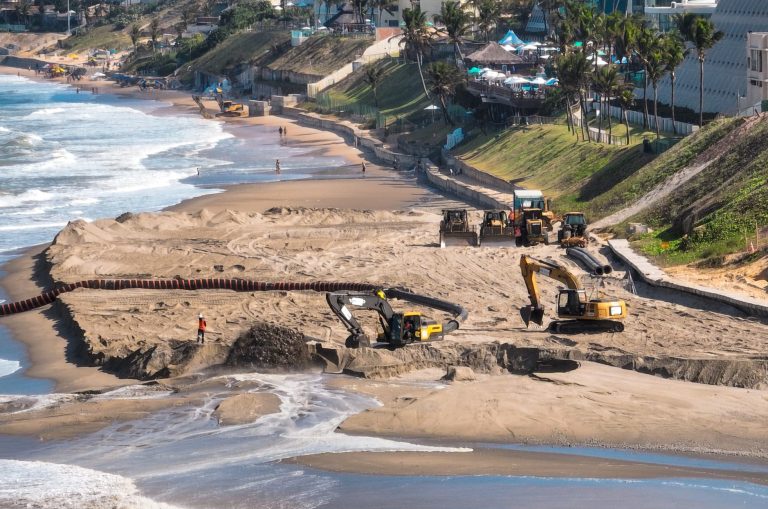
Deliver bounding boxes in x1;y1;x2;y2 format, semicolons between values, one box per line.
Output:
468;67;482;75
504;76;529;85
479;67;493;75
530;77;548;85
522;44;538;51
545;78;559;86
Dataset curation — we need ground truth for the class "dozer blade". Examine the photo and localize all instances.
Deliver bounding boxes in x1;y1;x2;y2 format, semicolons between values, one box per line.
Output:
440;233;478;248
479;235;517;248
520;305;545;327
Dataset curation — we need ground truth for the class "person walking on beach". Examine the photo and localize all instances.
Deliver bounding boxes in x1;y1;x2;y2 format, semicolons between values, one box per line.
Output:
278;126;283;137
275;159;281;174
197;314;206;344
283;126;287;136
361;161;366;173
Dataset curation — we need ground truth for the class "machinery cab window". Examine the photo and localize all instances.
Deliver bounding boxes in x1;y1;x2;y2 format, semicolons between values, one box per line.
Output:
402;315;420;339
558;289;587;316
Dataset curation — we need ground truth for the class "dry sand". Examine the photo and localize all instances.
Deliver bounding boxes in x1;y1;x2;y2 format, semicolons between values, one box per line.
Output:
2;66;768;475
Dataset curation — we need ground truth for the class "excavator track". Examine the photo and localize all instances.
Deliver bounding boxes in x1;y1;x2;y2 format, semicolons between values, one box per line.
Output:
549;320;624;334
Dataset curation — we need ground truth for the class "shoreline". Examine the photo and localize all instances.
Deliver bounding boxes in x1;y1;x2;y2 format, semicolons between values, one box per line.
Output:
0;66;423;392
2;68;768;479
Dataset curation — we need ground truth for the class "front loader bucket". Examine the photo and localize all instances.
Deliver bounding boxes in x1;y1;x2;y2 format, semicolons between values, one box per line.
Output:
440;232;478;248
520;305;545;327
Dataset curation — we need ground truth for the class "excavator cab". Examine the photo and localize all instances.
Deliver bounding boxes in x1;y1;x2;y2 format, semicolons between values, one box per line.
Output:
557;289;588;317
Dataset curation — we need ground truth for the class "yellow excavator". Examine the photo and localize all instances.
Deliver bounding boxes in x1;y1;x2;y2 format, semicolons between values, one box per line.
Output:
519;254;627;333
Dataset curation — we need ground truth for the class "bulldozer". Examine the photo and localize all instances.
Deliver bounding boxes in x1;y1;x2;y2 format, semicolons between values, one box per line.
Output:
439;209;478;248
519;254;627;333
478;210;516;247
558;212;589;248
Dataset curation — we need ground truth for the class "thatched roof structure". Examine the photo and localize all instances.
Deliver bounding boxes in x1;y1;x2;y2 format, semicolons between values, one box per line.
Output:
466;42;524;65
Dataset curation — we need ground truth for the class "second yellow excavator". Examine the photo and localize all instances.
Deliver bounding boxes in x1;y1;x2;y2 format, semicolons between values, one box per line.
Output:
519;254;627;333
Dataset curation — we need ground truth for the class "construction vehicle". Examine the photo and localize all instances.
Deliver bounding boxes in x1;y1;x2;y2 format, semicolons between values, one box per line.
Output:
326;288;467;348
519;254;627;333
215;96;247;117
511;190;557;245
439;209;478;248
558;212;589;248
478;210;516;247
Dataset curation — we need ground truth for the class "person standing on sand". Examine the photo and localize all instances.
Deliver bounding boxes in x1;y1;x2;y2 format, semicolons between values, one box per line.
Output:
275;159;281;174
361;161;366;173
197;314;206;344
278;126;283;137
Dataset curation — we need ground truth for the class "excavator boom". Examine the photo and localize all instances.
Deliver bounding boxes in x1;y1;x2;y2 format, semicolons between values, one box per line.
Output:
519;254;625;332
519;255;581;327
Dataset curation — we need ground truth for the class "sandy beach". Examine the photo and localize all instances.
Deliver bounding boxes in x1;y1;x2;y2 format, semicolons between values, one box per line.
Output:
1;64;768;487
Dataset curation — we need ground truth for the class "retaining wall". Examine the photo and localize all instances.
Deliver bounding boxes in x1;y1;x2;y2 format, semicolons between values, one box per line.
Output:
442;153;517;192
608;239;768;318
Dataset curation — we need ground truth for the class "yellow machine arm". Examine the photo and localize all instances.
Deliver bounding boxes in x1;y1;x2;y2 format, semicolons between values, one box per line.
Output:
519;254;582;326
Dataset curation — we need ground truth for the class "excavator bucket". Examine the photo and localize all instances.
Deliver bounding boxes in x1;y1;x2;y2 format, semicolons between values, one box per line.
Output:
520;305;545;327
440;231;478;248
307;342;350;374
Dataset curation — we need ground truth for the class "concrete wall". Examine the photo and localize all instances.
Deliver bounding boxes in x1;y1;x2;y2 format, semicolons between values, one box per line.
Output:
609;239;768;318
421;166;510;210
442;153;516;192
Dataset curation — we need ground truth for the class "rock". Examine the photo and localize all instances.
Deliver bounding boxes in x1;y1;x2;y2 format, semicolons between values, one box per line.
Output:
226;322;311;369
443;366;476;382
115;212;135;223
213;393;281;426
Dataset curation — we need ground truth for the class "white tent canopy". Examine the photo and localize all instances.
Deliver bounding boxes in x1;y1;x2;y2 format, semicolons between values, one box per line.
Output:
504;75;530;84
530;77;548;85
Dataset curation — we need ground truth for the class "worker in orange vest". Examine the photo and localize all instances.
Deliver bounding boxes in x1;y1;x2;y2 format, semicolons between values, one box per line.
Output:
197;313;206;344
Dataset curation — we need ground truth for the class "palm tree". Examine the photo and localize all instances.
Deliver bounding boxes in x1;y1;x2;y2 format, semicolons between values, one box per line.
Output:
149;18;161;53
400;6;432;97
678;14;723;126
15;0;31;27
436;0;470;63
645;45;667;141
426;61;461;125
557;51;591;142
592;64;620;144
129;23;141;54
618;87;634;145
474;0;500;43
662;30;687;134
635;25;657;130
364;65;385;106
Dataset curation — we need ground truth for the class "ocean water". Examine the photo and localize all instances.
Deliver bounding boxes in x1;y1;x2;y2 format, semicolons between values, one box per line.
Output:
1;73;767;509
0;374;765;509
0;73;347;387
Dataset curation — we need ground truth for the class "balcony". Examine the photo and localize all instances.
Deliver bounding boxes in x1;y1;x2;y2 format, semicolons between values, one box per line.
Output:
644;0;717;15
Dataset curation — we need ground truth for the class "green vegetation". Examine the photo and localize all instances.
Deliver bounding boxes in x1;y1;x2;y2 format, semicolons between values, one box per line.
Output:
628;117;768;264
60;24;131;52
453;123;656;216
319;60;430;122
193;31;290;74
268;36;372;75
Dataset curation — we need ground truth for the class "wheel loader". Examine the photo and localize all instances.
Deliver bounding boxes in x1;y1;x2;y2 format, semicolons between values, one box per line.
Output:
439;209;478;248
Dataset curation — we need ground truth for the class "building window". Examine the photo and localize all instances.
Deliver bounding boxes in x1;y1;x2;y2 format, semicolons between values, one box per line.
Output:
750;49;763;72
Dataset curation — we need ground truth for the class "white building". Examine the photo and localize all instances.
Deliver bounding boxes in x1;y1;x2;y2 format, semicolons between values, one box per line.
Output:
645;0;718;31
746;32;768;108
651;0;768;116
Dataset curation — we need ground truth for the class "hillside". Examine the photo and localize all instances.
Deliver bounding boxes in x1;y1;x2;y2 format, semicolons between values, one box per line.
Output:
453;124;657;217
193;31;291;75
268;35;372;76
318;59;430;122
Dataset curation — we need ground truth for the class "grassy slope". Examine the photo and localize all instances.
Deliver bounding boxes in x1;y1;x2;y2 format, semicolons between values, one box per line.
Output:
62;25;132;52
321;59;429;121
629;116;768;264
194;31;290;74
268;35;372;75
453;124;656;217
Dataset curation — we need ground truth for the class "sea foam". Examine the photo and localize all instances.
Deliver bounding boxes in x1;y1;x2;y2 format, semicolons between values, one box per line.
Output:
0;460;181;509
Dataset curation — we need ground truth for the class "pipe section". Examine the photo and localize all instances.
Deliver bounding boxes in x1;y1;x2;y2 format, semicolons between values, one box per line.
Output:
0;279;379;317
